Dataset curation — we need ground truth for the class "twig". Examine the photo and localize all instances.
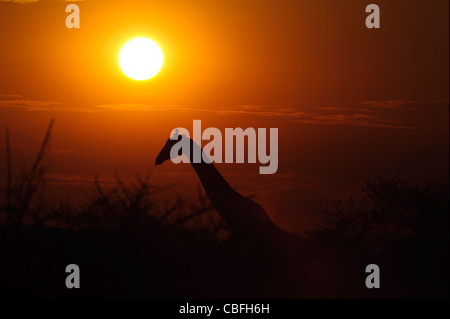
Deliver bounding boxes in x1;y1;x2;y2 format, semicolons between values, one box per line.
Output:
5;129;12;222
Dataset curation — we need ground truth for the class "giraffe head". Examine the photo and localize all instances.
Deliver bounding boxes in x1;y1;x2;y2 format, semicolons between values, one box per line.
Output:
154;133;184;166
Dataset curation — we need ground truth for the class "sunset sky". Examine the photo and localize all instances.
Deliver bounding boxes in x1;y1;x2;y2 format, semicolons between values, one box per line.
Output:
0;0;448;231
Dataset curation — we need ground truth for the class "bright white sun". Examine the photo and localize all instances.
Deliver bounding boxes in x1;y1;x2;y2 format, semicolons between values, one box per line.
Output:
119;38;163;80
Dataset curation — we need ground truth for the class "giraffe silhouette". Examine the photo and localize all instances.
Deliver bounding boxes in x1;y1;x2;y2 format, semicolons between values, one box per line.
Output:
153;134;376;295
155;133;300;250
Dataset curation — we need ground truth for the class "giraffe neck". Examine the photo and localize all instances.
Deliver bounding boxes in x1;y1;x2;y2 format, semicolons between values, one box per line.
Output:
186;138;243;207
183;137;298;248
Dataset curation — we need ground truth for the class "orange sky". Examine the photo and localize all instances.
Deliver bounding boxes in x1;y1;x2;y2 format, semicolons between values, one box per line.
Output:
0;0;448;231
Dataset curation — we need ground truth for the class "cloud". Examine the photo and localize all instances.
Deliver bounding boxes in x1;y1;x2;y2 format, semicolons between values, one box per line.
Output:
0;0;84;3
0;94;64;110
0;93;22;98
100;101;446;130
168;101;448;130
0;94;98;112
207;101;448;130
0;0;39;3
1;93;447;130
296;101;439;129
362;100;449;113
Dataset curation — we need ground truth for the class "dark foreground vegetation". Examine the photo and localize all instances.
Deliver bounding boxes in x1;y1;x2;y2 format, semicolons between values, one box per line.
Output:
0;124;448;298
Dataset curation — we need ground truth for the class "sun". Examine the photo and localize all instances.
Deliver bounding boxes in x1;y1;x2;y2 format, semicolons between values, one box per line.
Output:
119;38;163;81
